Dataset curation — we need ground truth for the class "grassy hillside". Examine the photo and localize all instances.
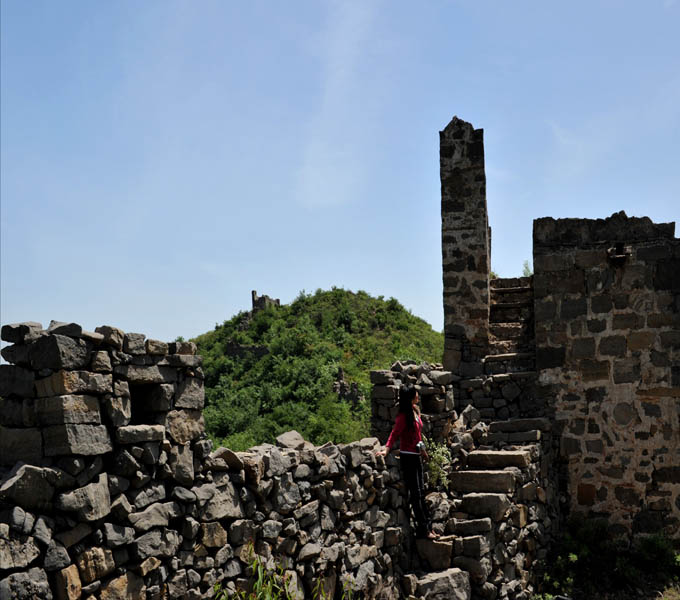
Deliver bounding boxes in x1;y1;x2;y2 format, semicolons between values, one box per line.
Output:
194;288;444;451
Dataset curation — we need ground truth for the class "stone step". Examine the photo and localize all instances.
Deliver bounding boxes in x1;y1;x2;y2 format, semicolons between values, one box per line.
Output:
449;470;516;494
488;418;551;433
446;517;492;537
489;323;528;339
482;429;542;444
490;300;532;310
467;450;531;470
489;309;533;325
489;371;537;383
460;493;511;521
490;276;532;289
483;352;534;362
490;286;531;294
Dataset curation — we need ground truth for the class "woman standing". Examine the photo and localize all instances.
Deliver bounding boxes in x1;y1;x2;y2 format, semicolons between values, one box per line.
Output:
376;385;438;540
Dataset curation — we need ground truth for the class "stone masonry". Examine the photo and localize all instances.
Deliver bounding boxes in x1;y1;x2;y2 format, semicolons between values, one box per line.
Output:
0;321;552;600
533;212;680;536
440;116;679;540
440;117;491;375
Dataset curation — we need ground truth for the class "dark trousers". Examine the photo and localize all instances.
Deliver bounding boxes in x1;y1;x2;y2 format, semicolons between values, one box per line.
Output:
400;453;431;537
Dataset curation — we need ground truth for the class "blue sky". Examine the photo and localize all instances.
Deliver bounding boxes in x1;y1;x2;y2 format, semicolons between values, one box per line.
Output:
2;1;679;342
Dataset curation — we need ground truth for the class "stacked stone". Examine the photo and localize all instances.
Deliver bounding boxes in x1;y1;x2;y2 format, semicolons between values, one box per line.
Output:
370;361;458;446
533;211;680;537
440;116;491;375
0;327;469;600
0;321;208;599
455;374;544;423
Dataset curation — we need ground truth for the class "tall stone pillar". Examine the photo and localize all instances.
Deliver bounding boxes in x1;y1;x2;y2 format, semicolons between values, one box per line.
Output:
440;117;490;375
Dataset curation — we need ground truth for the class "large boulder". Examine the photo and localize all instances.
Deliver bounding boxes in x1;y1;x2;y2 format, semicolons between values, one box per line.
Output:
415;568;471;600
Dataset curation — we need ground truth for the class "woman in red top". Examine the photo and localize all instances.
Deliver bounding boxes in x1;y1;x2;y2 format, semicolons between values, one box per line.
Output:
377;385;437;539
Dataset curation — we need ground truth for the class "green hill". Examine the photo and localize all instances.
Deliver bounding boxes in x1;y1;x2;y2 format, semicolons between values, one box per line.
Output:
193;288;444;451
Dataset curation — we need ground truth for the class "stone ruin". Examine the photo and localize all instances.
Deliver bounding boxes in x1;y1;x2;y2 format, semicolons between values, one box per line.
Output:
0;116;677;600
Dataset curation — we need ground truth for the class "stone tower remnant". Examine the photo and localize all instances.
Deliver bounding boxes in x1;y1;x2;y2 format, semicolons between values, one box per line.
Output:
440;117;490;375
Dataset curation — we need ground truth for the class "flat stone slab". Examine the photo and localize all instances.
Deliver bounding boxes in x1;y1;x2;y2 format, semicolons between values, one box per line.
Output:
488;418;551;433
466;450;531;469
35;395;101;426
460;493;511;521
449;470;516;494
43;424;112;456
116;425;165;444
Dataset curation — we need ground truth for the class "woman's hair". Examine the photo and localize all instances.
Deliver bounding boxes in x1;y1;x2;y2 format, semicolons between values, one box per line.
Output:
398;385;417;430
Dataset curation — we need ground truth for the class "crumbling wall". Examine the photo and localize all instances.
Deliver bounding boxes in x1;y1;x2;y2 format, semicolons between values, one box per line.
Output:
0;323;554;600
0;324;447;600
533;211;680;537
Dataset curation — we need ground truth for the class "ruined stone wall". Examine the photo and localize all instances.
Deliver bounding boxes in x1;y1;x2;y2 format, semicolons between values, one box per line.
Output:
533;212;680;537
440;117;490;376
0;322;555;600
0;324;450;600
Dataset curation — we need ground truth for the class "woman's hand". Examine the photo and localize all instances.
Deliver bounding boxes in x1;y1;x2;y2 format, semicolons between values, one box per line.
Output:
421;448;430;462
376;447;387;457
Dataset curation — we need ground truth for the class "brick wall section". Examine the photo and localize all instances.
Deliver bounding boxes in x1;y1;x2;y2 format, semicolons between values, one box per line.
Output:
440;117;490;376
533;211;680;537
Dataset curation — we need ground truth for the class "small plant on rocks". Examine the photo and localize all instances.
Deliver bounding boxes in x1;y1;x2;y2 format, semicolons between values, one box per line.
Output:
425;438;451;490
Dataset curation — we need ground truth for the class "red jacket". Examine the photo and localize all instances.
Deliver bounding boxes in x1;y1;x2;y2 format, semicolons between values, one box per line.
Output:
386;412;423;454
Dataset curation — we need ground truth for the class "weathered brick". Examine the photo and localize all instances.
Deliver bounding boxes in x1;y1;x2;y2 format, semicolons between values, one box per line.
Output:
628;331;655;350
561;298;587;320
587;319;607;333
571;338;595;359
599;336;627;357
580;360;609;381
613;359;641;384
577;483;596;505
590;294;613;314
612;313;642;330
647;313;674;328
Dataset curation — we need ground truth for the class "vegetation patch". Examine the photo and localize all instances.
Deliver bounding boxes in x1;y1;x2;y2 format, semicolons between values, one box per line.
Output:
194;288;443;451
533;517;680;600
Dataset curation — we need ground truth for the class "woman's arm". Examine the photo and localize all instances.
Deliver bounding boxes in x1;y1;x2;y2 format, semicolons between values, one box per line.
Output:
376;413;405;456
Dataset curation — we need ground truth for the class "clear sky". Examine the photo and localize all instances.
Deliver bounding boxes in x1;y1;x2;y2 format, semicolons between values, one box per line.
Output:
1;1;679;342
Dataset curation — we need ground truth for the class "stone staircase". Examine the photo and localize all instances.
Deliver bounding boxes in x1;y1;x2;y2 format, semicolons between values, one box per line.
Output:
485;276;535;376
411;431;546;600
455;276;545;422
